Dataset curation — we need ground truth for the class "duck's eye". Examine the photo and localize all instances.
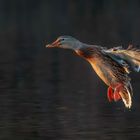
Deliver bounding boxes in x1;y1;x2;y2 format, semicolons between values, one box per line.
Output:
60;38;65;41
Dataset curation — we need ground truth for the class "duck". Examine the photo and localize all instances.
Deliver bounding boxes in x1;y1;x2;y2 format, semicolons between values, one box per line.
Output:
46;36;140;109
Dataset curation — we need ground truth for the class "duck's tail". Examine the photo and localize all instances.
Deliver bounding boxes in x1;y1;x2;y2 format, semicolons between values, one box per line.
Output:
119;82;133;109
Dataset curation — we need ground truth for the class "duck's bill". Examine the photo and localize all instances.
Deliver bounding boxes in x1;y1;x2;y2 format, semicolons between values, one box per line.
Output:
46;43;57;48
46;39;59;48
46;44;54;48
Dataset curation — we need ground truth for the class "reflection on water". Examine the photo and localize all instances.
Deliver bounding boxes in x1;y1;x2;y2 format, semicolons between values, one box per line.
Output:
0;43;140;140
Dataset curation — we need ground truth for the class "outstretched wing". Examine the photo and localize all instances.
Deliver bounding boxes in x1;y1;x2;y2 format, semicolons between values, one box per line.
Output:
125;45;140;72
104;45;140;72
102;48;130;74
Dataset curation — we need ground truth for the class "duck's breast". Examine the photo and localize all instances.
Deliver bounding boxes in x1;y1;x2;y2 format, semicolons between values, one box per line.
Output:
87;58;116;86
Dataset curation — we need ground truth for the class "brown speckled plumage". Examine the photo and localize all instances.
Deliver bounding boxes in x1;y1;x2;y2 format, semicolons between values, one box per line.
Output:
46;36;140;109
76;46;130;87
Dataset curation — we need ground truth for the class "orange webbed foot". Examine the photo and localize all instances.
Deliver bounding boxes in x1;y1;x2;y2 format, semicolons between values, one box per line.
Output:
113;84;123;102
107;84;123;102
113;92;121;101
107;86;114;102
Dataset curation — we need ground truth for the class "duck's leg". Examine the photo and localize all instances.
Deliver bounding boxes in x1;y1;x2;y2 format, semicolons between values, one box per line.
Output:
113;84;122;102
107;86;114;102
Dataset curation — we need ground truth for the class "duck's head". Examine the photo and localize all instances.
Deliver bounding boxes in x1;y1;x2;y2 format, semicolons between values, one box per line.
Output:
46;36;81;50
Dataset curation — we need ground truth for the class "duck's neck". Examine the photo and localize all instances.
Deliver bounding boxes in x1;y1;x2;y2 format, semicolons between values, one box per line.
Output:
75;43;102;59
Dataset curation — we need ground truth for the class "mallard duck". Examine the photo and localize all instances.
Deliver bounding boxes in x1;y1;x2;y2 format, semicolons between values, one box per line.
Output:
46;36;140;109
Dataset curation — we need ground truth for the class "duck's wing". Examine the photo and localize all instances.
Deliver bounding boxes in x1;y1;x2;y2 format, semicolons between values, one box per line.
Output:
102;48;130;74
103;45;140;72
104;45;140;72
125;45;140;72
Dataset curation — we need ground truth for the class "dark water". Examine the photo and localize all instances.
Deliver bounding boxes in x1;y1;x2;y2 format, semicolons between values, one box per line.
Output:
1;45;140;140
1;0;140;139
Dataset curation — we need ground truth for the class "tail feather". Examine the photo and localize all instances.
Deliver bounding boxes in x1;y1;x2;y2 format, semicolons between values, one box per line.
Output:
119;83;133;108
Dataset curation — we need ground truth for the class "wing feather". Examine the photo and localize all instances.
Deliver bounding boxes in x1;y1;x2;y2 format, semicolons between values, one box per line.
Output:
104;45;140;72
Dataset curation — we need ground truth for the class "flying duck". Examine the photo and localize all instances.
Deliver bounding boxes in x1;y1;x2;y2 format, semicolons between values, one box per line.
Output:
46;36;140;109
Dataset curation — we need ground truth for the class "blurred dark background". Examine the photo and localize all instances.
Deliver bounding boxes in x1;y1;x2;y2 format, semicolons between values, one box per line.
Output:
1;0;140;139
